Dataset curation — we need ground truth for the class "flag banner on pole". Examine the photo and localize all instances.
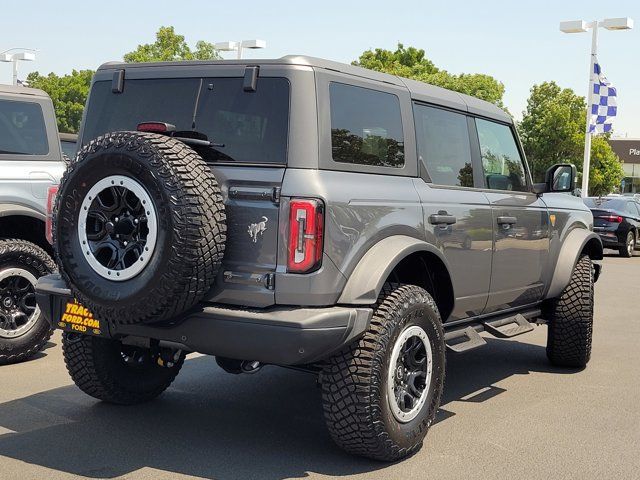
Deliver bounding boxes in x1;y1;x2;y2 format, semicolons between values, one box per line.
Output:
589;56;617;134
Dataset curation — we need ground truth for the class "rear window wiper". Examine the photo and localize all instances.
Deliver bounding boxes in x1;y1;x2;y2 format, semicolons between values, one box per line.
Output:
172;131;236;162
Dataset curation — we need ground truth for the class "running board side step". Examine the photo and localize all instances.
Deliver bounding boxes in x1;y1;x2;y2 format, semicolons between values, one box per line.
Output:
482;313;535;338
444;327;487;353
444;309;540;353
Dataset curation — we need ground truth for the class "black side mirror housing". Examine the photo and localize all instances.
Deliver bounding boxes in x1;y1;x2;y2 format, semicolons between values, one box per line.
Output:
534;164;577;195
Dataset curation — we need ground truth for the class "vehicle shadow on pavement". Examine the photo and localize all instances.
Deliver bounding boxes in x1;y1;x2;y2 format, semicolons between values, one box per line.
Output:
0;336;579;479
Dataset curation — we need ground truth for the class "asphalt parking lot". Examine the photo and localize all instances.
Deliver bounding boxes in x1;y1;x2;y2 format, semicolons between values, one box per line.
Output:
0;254;638;480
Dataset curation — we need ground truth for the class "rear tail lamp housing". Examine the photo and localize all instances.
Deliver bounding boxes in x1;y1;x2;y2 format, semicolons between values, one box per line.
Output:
598;215;623;223
45;185;59;244
287;198;324;273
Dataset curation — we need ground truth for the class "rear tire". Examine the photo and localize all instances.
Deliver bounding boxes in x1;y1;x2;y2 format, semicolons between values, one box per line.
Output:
546;255;594;368
619;231;634;257
55;131;226;325
321;283;445;461
62;333;184;404
0;239;56;365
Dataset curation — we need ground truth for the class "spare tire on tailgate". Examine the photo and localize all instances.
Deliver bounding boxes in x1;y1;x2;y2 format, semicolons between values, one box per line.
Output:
54;131;226;325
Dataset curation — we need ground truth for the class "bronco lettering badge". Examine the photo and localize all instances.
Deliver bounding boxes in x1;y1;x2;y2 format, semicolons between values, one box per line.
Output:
248;216;268;243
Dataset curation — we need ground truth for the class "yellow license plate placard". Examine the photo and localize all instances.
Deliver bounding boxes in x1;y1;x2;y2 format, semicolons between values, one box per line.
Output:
58;300;106;337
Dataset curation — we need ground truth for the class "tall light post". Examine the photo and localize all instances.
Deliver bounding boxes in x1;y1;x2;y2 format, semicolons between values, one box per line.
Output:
214;39;266;59
0;48;37;86
560;18;633;196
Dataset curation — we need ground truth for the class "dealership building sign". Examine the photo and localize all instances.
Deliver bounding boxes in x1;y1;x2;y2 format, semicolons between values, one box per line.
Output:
609;139;640;193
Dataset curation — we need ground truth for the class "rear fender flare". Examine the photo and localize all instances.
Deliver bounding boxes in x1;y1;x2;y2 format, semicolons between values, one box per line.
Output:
337;235;451;304
545;228;603;300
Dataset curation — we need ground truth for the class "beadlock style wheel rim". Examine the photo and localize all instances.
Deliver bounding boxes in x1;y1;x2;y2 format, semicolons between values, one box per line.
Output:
78;175;158;282
0;268;40;339
387;324;433;423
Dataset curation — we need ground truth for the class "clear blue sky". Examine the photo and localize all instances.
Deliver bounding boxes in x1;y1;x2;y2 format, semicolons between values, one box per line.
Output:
2;0;639;137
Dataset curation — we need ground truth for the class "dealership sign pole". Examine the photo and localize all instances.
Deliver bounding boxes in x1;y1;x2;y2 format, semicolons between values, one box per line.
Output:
560;18;633;197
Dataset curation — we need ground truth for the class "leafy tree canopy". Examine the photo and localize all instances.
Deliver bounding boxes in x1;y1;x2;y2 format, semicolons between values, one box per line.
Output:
519;81;624;194
26;69;93;133
354;44;505;106
123;26;220;63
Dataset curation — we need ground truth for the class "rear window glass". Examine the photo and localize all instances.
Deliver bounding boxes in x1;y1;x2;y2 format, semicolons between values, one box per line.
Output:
0;99;48;155
584;198;626;210
82;77;290;164
329;82;404;168
60;140;77;159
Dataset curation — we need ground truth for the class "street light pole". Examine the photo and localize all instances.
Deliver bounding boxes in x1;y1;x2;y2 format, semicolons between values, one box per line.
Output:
560;17;633;197
214;39;267;59
581;22;598;197
0;49;37;86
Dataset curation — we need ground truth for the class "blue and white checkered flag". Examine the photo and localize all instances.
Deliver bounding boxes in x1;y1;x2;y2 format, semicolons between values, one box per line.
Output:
589;56;617;134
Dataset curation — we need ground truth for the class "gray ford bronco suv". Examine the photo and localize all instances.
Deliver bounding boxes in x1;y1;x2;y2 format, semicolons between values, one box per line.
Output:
35;56;602;461
0;84;65;364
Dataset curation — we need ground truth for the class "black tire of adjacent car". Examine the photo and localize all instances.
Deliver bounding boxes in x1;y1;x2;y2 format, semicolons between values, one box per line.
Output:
55;131;226;325
62;332;184;404
619;231;635;257
546;255;594;368
0;239;56;365
321;283;446;462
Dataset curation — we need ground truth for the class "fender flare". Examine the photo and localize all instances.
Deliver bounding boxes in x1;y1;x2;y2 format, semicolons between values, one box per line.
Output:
0;203;45;221
545;228;603;300
338;235;451;304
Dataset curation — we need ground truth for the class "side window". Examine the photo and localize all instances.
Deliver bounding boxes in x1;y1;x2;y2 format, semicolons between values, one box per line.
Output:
329;82;404;168
0;99;48;155
476;118;527;192
626;202;639;216
413;104;473;187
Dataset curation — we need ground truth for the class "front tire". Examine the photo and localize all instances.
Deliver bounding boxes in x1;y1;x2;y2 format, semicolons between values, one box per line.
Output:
0;239;56;365
321;283;446;461
62;333;184;404
546;255;594;368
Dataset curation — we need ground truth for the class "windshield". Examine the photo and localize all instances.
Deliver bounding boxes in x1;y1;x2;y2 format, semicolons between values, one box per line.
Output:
82;77;290;164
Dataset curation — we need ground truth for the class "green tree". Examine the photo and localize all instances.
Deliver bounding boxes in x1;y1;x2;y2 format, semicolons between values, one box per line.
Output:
26;69;94;133
354;44;505;106
589;136;625;197
519;81;624;194
123;26;220;63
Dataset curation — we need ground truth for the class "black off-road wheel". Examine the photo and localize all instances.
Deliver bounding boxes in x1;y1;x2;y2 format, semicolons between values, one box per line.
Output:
62;332;185;404
55;131;226;325
0;239;56;365
546;255;594;368
321;283;446;462
619;231;635;257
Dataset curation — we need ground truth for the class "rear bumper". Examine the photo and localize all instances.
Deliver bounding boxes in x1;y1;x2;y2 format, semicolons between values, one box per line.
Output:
35;274;372;365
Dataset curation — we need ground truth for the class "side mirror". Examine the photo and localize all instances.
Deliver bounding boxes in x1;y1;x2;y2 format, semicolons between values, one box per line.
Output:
533;164;577;194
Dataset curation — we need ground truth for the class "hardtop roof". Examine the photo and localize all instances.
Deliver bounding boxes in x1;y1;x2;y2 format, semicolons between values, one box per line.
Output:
0;84;49;98
97;55;511;123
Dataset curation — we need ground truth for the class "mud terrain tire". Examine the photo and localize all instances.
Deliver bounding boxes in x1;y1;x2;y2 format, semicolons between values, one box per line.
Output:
546;255;594;368
55;131;226;325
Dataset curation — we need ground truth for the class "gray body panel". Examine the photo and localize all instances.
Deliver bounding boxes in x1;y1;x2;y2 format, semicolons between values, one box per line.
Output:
74;56;601;329
0;86;65;224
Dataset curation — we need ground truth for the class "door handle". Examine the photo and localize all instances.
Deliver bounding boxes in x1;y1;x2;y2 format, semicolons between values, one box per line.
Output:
497;216;517;225
429;214;457;226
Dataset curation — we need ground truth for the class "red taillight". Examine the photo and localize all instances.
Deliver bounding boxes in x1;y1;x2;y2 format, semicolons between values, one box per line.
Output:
287;199;324;273
598;215;623;223
45;185;59;245
136;122;176;133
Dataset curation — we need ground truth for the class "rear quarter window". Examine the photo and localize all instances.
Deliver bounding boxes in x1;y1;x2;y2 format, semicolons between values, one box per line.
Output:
0;99;48;155
329;82;404;168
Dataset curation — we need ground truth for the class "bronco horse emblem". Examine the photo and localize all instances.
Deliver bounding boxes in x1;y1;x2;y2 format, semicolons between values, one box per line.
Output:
248;216;268;243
